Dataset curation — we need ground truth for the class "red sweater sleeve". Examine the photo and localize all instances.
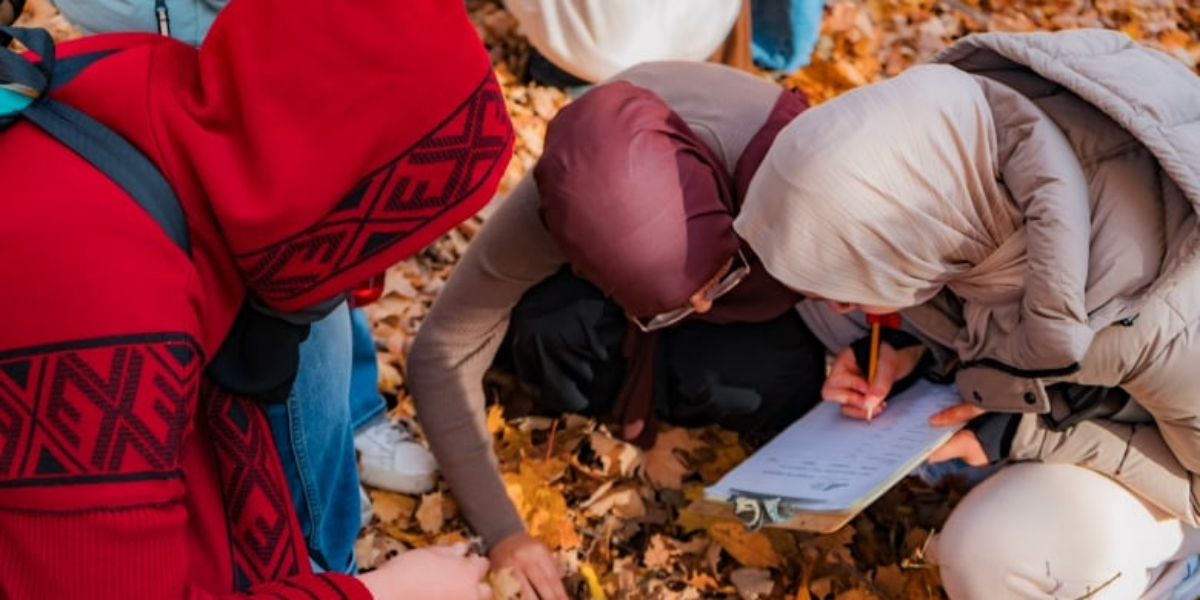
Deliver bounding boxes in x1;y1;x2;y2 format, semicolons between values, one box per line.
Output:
1;511;371;600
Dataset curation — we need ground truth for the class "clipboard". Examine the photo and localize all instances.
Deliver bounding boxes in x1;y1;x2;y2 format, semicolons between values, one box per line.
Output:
700;379;963;533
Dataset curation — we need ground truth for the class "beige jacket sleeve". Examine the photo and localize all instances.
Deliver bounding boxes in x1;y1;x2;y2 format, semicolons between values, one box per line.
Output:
407;174;567;546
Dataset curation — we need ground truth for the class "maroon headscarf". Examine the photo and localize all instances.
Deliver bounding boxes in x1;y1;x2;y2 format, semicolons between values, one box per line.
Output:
536;81;739;318
535;80;808;445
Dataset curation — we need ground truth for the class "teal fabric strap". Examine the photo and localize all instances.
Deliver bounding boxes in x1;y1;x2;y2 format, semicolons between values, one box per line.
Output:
0;85;32;115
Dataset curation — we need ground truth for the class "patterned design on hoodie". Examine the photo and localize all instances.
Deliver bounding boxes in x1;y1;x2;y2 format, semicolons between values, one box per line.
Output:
0;333;198;486
240;73;513;302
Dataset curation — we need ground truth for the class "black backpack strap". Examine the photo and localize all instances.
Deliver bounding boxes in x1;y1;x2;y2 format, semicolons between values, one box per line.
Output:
1;26;191;256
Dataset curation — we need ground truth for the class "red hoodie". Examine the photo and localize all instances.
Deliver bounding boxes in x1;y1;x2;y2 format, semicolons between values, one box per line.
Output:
0;0;513;597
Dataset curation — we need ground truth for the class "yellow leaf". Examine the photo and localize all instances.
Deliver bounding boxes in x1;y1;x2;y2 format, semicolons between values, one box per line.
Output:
488;567;523;600
486;403;507;436
675;507;733;534
369;489;417;526
682;481;710;502
579;562;608;600
379;523;426;546
504;461;581;551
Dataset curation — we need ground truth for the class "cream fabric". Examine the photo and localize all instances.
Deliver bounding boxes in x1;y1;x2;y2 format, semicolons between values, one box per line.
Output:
502;0;741;82
734;64;1017;310
931;463;1200;600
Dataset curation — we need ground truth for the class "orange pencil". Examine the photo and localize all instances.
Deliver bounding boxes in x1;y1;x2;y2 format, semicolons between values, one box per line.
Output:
863;313;901;422
865;321;881;422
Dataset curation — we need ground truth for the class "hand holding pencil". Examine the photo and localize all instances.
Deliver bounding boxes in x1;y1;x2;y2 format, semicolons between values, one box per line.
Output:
821;313;903;421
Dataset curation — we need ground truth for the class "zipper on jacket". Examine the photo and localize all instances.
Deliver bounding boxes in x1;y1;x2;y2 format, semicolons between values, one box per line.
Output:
154;0;171;37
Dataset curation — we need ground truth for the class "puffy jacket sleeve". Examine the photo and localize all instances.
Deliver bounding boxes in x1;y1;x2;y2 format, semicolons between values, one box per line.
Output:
954;76;1094;413
1009;414;1200;526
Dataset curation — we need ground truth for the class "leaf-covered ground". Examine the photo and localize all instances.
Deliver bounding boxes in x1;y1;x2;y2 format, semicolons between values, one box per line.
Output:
17;1;1199;598
360;2;1198;599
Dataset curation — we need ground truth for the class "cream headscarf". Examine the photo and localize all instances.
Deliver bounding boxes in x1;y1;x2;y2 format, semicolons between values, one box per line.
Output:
735;64;1089;366
735;64;1025;307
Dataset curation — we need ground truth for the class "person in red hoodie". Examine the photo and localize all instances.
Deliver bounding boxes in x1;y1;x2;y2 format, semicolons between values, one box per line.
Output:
0;0;513;598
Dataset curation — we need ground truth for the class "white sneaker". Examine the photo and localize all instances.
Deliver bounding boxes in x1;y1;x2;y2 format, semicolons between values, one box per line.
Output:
354;418;438;495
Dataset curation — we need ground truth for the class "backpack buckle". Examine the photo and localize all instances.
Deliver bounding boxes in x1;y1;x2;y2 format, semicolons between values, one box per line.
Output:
0;82;35;116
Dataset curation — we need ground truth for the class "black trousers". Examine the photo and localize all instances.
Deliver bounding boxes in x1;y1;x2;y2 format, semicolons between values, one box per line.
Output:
496;267;827;436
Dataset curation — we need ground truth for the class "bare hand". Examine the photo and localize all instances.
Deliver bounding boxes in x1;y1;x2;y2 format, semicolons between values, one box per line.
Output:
926;403;988;466
822;344;926;419
358;543;492;600
488;532;567;600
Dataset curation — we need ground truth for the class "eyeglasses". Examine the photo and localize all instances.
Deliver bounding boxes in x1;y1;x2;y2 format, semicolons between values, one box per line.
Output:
627;250;751;333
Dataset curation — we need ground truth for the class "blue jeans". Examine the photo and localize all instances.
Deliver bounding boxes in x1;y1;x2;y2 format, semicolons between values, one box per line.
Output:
348;307;386;431
266;303;385;574
751;0;824;73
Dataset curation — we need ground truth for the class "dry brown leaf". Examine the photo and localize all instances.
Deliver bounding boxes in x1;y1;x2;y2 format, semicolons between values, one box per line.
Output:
376;359;404;394
810;576;835;600
580;482;647;520
833;587;884;600
355;530;409;572
416;491;446;534
730;567;775;600
642;535;675;570
694;429;748;484
643;427;702;490
811;525;857;566
687;571;721;592
708;522;783;569
586;431;643;479
871;564;907;598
